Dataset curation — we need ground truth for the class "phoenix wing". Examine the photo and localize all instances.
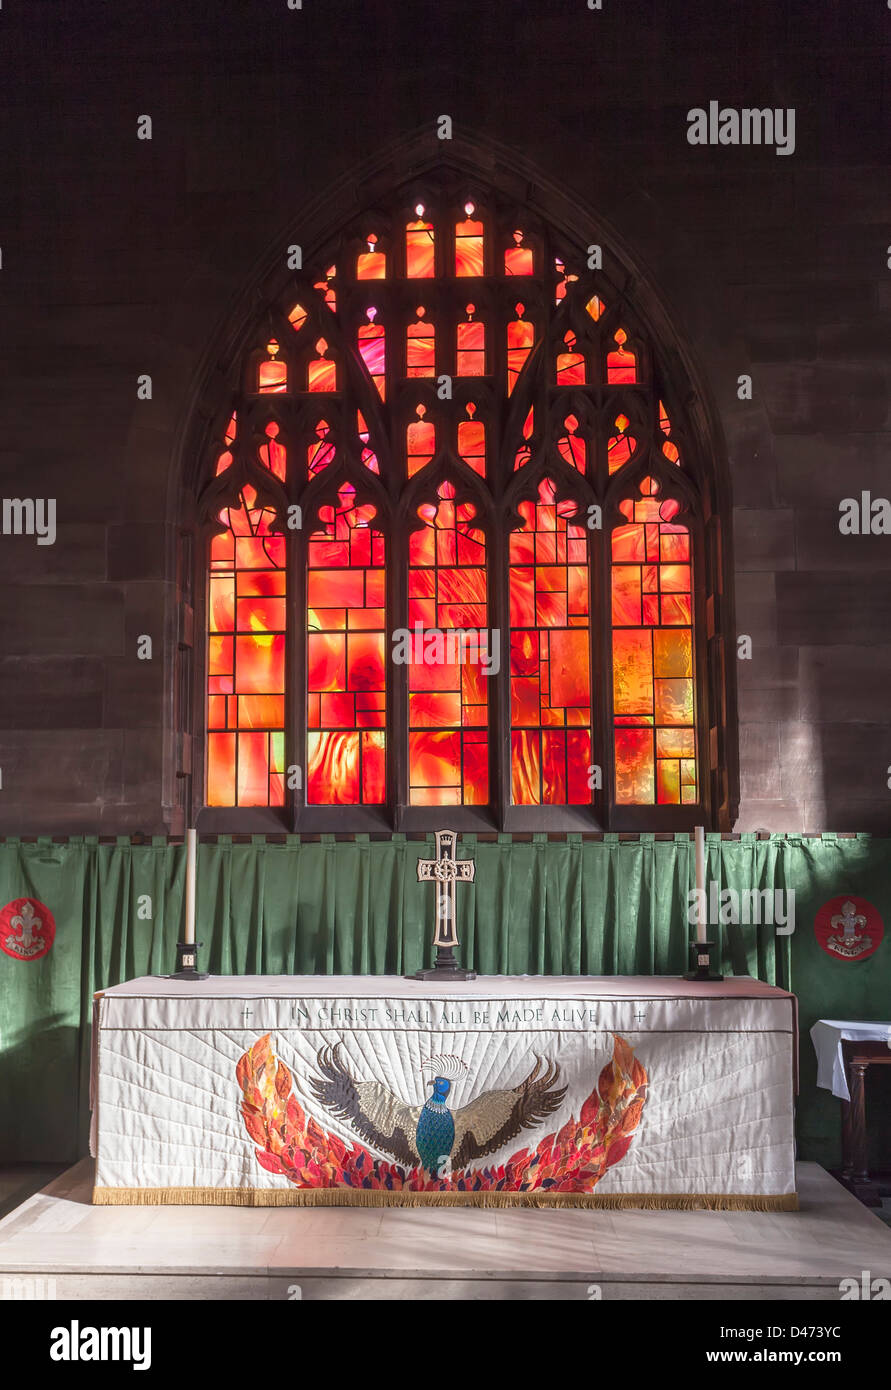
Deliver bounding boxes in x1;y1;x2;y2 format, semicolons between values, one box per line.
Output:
310;1043;421;1167
451;1057;567;1168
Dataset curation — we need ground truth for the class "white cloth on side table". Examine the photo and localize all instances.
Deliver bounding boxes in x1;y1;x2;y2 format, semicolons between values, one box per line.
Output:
810;1019;891;1101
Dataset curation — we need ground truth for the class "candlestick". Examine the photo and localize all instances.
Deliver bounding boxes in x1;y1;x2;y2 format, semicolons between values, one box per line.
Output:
694;824;706;943
172;828;208;979
684;824;723;981
184;828;197;945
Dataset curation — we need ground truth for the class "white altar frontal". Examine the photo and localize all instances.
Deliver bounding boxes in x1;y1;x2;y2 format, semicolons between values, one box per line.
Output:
90;975;798;1210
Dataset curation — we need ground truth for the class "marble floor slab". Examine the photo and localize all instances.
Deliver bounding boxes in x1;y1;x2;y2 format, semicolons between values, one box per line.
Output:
0;1161;889;1299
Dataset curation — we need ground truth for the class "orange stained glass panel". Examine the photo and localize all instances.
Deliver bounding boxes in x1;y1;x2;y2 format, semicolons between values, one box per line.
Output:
206;490;285;807
612;629;653;715
258;344;287;394
306;483;386;804
406;215;435;278
357;235;386;280
558;418;586;473
507;311;534;394
611;479;696;805
406;310;435;377
456;317;485;376
505;232;534;275
615;728;655;804
607;330;637;384
509;479;592;805
556;333;586;385
407;408;435;477
307;421;335;478
408;483;489;805
308;357;337;392
455;213;484;276
358;318;386;398
458;414;485;476
259;423;286;480
607;417;637;475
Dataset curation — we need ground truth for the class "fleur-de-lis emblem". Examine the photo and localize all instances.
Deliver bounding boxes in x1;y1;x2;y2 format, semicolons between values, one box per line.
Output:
830;900;867;939
0;897;56;962
826;899;872;959
5;901;45;957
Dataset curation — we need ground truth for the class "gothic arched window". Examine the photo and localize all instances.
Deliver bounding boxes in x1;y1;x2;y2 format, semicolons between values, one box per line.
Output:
188;165;737;831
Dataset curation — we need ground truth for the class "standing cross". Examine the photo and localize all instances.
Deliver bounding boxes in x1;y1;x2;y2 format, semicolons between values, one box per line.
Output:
413;829;476;980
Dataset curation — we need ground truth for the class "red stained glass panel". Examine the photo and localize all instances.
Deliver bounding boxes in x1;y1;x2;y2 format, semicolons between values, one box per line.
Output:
408;483;489;805
507;309;533;394
455;210;484;276
505;231;533;275
611;478;696;804
458;409;485;476
307;484;386;804
406;309;435;377
206;490;285;807
406;212;435;278
358;314;386;399
509;479;592;805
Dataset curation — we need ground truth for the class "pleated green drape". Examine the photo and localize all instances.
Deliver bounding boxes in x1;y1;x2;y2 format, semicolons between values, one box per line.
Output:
1;832;888;1165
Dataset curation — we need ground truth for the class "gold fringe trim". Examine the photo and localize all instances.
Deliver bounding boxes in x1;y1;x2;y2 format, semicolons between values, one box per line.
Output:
92;1185;798;1212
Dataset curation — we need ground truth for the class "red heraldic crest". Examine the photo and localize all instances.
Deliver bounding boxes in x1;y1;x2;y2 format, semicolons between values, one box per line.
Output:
814;895;883;962
0;898;56;962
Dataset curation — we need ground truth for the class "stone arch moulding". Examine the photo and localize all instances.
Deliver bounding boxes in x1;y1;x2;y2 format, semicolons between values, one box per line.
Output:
169;128;740;835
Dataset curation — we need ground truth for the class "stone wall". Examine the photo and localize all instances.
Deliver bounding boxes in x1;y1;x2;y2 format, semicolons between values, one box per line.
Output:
0;0;888;834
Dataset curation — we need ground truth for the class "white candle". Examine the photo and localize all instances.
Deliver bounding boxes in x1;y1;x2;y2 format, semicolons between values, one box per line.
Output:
184;829;197;945
694;825;706;943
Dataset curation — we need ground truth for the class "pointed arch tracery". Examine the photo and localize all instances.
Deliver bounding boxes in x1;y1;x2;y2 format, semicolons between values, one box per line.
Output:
187;158;736;829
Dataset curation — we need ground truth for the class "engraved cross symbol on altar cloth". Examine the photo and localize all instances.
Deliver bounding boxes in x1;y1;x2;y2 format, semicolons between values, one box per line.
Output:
417;830;476;951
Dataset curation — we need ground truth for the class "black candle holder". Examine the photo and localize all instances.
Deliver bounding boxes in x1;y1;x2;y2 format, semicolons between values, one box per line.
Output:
170;939;209;980
683;939;724;982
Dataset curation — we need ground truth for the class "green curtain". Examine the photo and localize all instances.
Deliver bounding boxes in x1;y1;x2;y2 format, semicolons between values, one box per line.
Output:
1;832;888;1166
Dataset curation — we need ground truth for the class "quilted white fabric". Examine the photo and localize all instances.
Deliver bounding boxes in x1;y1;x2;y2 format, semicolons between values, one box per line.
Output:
91;975;797;1200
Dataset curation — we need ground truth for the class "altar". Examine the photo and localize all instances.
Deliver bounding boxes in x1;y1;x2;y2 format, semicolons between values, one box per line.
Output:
90;974;797;1210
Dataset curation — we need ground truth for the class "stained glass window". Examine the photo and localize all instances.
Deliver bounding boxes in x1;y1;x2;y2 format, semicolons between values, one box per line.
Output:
611;477;696;805
200;174;720;827
408;483;488;806
510;480;592;805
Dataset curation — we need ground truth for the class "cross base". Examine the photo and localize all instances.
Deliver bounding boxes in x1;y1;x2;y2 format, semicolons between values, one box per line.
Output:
408;946;476;982
411;965;477;981
168;940;209;981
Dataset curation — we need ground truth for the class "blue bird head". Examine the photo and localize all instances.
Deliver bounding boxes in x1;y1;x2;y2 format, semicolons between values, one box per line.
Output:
420;1052;467;1106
